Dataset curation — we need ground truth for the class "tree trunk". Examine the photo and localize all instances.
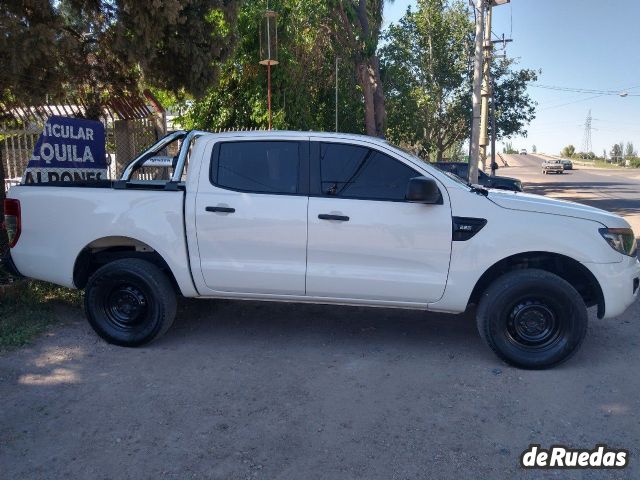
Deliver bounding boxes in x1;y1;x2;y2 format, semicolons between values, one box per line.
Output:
371;56;386;138
358;56;386;138
358;61;377;137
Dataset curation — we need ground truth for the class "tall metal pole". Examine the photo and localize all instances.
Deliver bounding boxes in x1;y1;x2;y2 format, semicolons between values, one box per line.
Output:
267;62;272;130
490;81;497;176
469;0;486;185
335;57;339;132
479;5;493;173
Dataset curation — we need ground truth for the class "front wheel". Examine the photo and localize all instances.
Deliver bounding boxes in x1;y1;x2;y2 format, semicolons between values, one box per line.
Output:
84;259;177;347
476;269;588;369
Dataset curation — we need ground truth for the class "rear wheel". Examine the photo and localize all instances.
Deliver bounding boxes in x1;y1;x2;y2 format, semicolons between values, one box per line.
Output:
84;259;177;347
476;269;588;369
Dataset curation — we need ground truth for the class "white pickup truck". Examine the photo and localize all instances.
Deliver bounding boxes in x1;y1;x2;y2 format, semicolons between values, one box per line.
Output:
3;131;639;369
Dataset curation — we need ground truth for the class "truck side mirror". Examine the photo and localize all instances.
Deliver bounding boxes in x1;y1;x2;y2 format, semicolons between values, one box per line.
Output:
405;177;442;204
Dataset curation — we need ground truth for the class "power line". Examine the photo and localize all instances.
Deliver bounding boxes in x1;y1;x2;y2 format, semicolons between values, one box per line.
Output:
531;83;640;96
538;94;605;112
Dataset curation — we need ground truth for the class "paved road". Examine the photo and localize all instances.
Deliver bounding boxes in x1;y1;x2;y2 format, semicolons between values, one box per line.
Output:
1;158;639;479
501;153;640;235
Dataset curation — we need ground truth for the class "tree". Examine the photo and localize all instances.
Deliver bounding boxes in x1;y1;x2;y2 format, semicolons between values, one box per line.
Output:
625;141;636;158
380;1;538;160
178;0;365;133
610;143;623;162
490;59;538;140
0;0;241;212
330;0;389;137
503;142;517;154
532;145;537;153
380;0;471;159
561;145;575;158
1;0;241;112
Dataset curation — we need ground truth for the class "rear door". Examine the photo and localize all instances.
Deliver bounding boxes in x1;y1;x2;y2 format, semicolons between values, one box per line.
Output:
306;139;452;304
193;138;309;295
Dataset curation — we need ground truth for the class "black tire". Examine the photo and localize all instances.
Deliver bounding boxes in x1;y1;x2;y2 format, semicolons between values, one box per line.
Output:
476;269;588;369
84;259;177;347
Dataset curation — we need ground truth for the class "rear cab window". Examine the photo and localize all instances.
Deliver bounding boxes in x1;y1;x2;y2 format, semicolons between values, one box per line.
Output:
210;140;307;194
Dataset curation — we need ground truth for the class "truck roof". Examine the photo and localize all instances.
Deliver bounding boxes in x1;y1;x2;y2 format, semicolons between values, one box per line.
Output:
194;130;391;146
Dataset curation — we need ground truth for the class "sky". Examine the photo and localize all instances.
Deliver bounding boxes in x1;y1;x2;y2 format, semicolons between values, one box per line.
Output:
383;0;640;156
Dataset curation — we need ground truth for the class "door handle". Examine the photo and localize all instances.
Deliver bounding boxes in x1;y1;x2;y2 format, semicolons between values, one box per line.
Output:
318;214;349;222
206;206;235;213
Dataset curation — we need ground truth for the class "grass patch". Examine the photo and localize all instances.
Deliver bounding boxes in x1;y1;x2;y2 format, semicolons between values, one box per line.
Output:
0;279;82;349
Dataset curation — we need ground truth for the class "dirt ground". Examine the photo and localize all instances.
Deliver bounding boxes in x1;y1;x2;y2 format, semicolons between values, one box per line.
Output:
1;295;639;479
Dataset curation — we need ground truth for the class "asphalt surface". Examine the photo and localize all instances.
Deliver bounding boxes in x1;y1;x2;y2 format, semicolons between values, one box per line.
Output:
1;157;639;479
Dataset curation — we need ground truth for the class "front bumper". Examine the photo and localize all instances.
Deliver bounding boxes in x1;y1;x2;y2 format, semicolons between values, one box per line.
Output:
0;250;22;278
585;256;640;318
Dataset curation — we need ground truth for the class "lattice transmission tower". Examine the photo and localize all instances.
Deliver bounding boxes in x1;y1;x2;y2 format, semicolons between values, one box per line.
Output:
581;110;594;153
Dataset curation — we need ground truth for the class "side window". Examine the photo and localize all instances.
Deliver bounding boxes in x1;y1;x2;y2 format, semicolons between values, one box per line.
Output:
319;143;419;201
213;141;300;194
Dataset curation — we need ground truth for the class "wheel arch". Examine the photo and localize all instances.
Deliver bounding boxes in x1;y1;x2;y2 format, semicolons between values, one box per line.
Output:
468;251;605;318
73;236;182;295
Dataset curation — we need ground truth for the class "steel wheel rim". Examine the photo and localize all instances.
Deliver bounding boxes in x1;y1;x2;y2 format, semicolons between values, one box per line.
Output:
506;299;563;349
103;283;149;330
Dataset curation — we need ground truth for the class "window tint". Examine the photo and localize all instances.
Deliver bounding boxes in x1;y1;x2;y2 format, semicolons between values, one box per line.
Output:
319;143;419;201
216;141;300;194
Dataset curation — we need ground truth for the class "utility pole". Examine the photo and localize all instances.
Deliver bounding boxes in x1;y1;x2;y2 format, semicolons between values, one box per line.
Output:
468;0;486;185
478;5;493;174
469;0;510;184
490;80;497;176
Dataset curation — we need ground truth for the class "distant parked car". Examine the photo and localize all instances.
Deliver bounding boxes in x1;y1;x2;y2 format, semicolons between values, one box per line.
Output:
434;162;523;192
560;159;573;170
542;159;564;174
519;149;528;155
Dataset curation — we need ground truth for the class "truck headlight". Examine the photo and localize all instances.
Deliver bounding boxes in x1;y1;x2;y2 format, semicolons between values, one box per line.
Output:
599;228;637;257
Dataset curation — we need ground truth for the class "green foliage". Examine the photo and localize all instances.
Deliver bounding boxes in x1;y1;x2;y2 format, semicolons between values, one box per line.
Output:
625;141;636;157
576;151;596;160
610;143;623;161
491;60;538;140
0;0;241;106
182;0;364;133
561;145;576;158
0;280;81;349
380;0;472;159
380;1;538;160
503;142;517;154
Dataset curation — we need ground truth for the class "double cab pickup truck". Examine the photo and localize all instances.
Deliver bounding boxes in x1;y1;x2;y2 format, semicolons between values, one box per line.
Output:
3;130;639;369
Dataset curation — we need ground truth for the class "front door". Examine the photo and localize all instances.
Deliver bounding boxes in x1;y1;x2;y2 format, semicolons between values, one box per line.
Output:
194;138;309;295
306;140;452;304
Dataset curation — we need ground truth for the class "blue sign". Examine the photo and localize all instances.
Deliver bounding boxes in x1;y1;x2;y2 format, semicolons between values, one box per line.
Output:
23;116;107;184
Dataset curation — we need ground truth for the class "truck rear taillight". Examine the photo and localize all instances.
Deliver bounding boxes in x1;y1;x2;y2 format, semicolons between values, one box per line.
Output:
3;198;21;248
